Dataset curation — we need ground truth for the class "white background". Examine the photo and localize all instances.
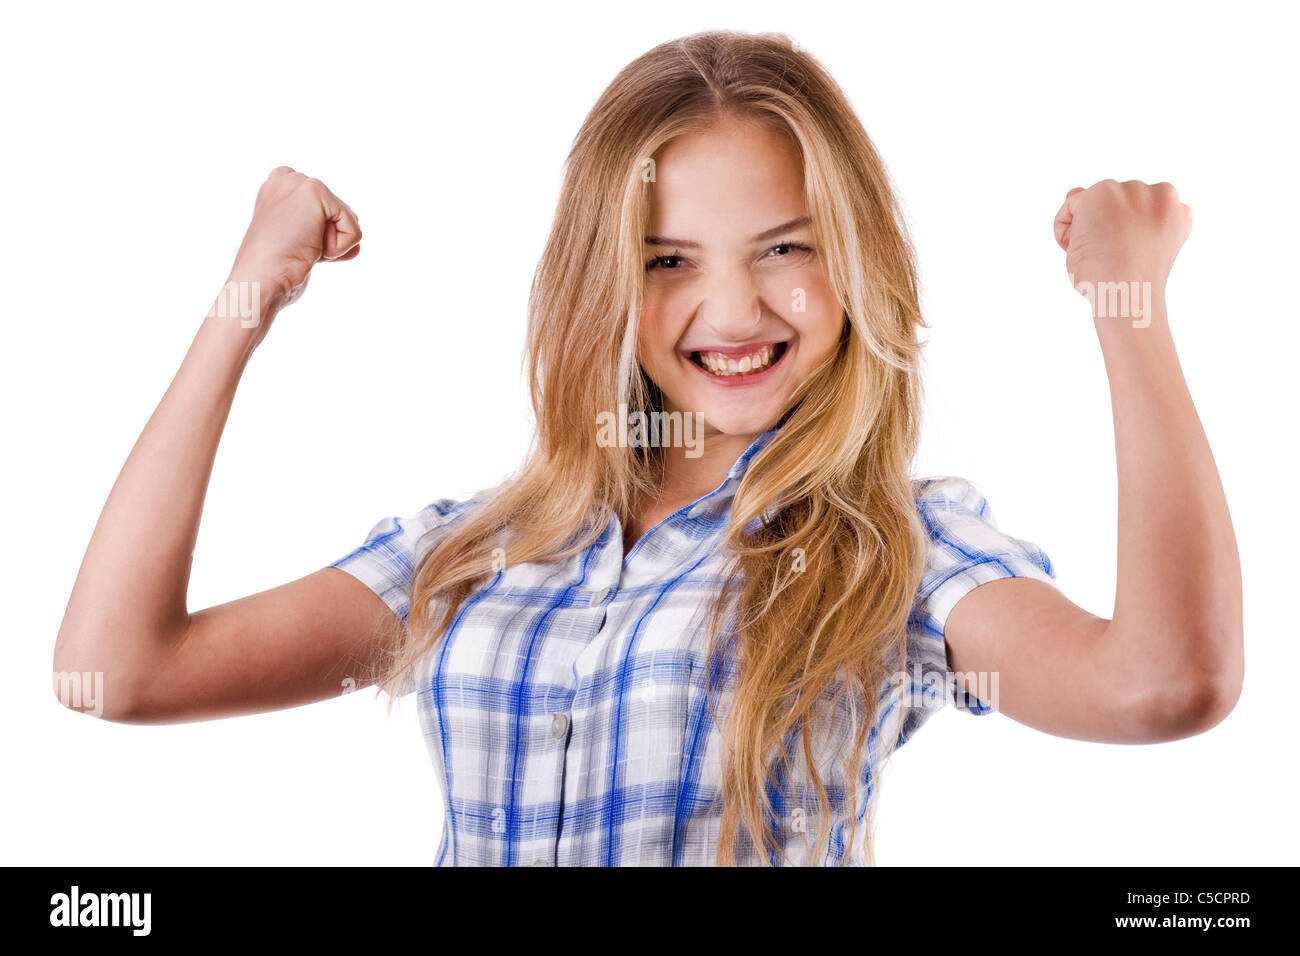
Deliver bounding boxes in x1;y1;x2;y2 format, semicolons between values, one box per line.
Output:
3;0;1295;865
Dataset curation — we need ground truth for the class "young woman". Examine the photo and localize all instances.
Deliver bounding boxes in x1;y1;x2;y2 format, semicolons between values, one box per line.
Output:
54;30;1242;866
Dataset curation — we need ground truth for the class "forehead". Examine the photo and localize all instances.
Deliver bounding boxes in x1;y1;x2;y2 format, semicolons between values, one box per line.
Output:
648;117;807;239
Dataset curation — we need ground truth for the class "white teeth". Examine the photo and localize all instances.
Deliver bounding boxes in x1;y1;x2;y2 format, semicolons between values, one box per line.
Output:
694;344;780;377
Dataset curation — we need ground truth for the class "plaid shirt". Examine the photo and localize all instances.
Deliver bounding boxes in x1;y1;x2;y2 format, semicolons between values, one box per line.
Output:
329;427;1057;865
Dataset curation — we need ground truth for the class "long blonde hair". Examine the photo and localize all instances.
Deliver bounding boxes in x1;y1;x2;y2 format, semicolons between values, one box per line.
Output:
371;29;931;866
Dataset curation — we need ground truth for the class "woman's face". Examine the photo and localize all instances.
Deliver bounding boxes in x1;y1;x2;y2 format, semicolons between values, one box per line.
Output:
638;114;843;439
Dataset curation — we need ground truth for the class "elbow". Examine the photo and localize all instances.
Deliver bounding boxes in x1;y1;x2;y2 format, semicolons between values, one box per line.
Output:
51;638;139;723
51;665;112;720
1132;654;1243;742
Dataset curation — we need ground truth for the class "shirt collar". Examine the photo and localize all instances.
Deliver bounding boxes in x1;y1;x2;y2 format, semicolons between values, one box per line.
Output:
596;421;786;543
725;423;782;484
717;423;785;533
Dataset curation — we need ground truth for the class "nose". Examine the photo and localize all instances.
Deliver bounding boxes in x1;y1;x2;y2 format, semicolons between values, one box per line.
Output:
694;264;764;342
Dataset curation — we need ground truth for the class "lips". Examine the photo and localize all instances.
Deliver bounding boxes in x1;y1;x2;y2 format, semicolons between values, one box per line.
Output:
682;340;790;385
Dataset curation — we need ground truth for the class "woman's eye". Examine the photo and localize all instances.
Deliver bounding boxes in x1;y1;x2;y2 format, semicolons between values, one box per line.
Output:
767;242;812;259
646;254;685;271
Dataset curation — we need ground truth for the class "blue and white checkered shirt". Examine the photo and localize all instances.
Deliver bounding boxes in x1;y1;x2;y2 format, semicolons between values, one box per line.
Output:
329;427;1057;865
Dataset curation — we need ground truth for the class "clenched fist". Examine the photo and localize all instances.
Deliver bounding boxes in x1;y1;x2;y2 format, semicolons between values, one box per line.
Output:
1053;179;1192;298
220;167;362;341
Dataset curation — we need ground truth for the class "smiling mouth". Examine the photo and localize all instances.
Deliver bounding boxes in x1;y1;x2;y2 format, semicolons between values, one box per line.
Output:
688;341;789;378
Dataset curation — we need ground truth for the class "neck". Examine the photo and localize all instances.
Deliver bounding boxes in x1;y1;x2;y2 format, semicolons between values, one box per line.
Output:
621;425;766;556
656;427;757;504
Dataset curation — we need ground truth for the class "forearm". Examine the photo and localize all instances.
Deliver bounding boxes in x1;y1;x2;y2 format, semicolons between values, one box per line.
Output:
1093;293;1243;718
53;276;276;699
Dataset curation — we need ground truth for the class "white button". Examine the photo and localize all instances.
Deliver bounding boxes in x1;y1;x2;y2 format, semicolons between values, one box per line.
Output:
551;712;569;738
591;587;609;606
532;858;550;866
687;503;707;519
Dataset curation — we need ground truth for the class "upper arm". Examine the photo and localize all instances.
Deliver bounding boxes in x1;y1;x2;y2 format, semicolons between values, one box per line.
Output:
120;566;401;723
908;476;1150;744
945;576;1238;744
112;496;475;724
942;576;1135;741
916;476;1230;744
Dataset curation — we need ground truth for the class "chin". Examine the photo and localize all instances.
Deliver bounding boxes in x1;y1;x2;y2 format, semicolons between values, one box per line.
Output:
692;399;786;438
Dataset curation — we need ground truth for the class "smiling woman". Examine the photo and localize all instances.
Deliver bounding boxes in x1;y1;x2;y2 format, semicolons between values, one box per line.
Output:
639;121;841;429
328;30;1081;867
55;27;1241;869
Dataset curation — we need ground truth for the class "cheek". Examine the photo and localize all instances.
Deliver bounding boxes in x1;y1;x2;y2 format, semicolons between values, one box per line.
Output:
759;265;840;340
636;298;680;380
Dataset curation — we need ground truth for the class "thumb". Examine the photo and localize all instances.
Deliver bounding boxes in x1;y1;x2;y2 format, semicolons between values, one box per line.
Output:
325;242;361;262
321;200;362;261
1053;186;1086;251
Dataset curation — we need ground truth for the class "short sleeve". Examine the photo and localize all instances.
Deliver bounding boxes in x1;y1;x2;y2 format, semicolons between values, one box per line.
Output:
897;476;1059;736
328;497;479;626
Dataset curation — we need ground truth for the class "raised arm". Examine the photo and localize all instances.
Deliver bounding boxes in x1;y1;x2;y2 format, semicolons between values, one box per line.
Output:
52;167;393;723
942;179;1243;744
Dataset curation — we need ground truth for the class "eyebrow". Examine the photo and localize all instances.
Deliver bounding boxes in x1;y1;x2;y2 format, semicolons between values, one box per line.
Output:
644;216;812;249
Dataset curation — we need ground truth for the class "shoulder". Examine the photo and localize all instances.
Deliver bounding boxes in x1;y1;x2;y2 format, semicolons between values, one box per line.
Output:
911;475;994;517
329;491;492;623
897;474;1060;726
359;495;481;548
908;473;1057;595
